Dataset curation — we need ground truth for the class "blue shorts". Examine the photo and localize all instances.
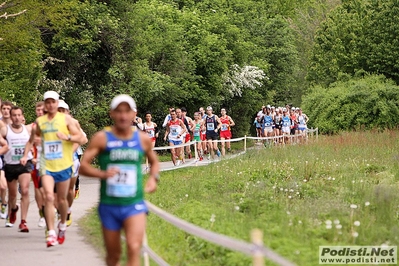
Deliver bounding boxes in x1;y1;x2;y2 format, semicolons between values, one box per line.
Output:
98;201;148;231
169;140;182;145
45;167;72;183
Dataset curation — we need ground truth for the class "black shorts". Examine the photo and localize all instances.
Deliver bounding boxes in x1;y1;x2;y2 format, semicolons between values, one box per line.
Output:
4;161;33;182
206;134;218;141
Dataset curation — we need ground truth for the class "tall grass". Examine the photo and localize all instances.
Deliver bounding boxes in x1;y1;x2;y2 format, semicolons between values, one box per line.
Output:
146;131;399;265
81;131;399;265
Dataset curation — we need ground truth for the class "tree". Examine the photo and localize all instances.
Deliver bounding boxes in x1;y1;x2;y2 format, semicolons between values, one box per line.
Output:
302;74;399;134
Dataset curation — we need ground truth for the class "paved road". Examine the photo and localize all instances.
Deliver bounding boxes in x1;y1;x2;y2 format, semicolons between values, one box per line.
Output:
0;176;105;266
0;156;221;266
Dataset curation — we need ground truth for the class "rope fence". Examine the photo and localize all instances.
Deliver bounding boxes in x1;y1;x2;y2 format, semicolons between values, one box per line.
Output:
138;129;318;265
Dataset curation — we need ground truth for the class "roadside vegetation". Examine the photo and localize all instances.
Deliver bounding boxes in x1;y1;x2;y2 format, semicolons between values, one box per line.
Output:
81;131;399;265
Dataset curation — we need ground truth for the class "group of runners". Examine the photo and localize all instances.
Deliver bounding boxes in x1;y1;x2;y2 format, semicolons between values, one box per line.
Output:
0;92;309;265
135;103;310;164
0;93;87;246
134;106;236;165
254;105;310;144
0;92;159;266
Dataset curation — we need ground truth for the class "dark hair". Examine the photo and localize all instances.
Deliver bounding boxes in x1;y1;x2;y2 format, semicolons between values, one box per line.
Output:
1;101;14;109
181;107;187;112
10;106;24;115
36;101;44;108
145;111;152;116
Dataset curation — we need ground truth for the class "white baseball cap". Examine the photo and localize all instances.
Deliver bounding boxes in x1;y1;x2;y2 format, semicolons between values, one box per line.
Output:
43;91;59;101
58;100;69;110
110;94;137;111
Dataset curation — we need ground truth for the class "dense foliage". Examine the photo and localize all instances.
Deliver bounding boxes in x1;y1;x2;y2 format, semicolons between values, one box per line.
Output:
1;0;399;135
302;75;399;134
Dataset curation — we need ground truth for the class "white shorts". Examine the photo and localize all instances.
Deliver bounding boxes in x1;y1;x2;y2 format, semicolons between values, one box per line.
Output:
282;126;290;134
264;126;273;133
72;159;80;177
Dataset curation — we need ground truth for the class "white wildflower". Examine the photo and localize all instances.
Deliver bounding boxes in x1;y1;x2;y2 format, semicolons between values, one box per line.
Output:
352;232;359;238
354;221;360;226
210;214;216;223
350;204;357;209
365;202;370;206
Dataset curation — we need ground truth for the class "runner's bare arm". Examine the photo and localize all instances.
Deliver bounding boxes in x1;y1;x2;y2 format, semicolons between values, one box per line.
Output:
229;116;235;127
21;121;38;165
0;135;8;155
139;131;159;193
215;115;222;131
179;120;187;134
58;115;87;145
0;120;6;138
163;125;170;141
79;131;118;179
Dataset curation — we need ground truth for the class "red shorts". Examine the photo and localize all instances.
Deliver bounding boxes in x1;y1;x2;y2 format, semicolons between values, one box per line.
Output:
31;169;40;189
185;133;191;143
220;130;232;139
200;132;206;141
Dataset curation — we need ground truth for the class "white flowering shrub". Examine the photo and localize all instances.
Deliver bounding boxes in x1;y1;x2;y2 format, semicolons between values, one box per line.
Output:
223;64;268;97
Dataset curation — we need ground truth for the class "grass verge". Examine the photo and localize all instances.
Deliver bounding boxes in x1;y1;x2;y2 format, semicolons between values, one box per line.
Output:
82;131;399;265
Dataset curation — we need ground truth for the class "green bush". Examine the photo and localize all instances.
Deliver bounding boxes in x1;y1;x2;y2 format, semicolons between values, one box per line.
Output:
302;75;399;134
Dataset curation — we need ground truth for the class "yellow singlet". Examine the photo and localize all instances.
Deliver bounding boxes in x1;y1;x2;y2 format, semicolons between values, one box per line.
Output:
37;112;73;172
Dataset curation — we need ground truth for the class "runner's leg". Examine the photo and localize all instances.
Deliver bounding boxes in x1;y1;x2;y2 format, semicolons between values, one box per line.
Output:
124;213;146;266
102;227;122;266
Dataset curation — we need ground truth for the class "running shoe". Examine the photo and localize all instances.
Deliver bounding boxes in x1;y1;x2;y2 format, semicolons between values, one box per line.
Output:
216;150;221;157
199;156;203;161
18;220;29;233
38;217;46;228
9;205;19;224
176;160;181;166
74;187;80;199
0;204;7;219
207;154;211;160
57;225;66;245
66;212;72;227
188;153;192;159
227;148;231;152
46;235;58;247
5;218;13;227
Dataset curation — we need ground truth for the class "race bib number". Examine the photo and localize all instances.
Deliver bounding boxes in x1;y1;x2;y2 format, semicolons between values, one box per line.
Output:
147;130;155;138
207;123;215;131
221;124;228;131
193;129;200;136
264;122;270;127
106;164;137;197
171;127;179;136
11;145;25;161
44;141;63;160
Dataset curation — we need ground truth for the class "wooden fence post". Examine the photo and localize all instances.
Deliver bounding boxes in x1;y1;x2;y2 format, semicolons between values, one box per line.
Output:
251;229;264;266
143;232;150;266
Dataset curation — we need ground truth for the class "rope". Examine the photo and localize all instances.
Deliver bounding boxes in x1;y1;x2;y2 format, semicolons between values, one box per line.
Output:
142;245;170;266
146;202;296;266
